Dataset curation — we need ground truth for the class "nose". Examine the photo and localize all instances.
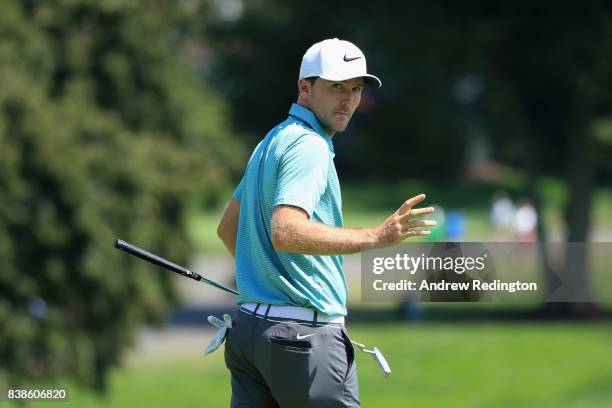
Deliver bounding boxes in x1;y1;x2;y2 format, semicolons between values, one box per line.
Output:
341;90;358;107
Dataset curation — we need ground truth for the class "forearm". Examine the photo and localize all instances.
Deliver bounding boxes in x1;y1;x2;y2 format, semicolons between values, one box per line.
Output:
272;218;378;255
271;195;436;255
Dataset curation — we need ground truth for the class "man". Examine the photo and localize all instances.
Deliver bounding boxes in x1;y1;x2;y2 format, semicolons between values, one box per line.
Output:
217;38;436;407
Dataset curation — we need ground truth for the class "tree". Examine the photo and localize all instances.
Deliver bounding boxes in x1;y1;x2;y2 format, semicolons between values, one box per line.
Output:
480;2;612;313
0;0;243;390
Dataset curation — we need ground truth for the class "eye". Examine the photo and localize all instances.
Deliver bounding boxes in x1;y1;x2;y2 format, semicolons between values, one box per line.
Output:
353;86;363;92
332;83;343;89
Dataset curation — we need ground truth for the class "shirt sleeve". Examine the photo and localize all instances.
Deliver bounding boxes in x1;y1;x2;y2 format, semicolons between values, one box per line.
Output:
273;134;330;217
232;175;245;201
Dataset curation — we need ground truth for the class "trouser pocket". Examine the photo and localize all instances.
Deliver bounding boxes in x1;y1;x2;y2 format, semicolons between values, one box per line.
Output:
269;336;312;349
268;335;312;400
340;328;355;383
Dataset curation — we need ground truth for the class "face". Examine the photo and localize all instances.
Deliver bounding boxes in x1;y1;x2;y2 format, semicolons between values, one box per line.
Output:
299;77;363;135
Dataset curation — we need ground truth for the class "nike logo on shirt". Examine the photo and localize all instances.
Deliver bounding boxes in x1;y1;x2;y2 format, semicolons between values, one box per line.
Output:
296;333;315;340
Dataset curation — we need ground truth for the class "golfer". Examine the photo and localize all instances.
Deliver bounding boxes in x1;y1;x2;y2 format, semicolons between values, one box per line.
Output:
217;38;436;407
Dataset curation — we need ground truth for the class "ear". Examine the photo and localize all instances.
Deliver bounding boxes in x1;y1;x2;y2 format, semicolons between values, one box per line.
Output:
298;78;311;98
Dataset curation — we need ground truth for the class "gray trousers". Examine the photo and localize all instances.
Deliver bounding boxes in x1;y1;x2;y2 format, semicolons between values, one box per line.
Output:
224;307;360;407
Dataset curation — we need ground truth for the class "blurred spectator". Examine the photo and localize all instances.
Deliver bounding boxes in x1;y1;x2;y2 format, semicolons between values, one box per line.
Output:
446;211;466;241
400;295;426;321
513;199;538;242
490;191;515;240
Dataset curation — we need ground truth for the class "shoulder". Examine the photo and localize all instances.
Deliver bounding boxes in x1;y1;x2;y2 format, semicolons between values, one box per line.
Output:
277;124;328;154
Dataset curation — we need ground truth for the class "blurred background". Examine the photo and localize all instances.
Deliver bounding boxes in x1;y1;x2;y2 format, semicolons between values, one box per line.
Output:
1;0;611;406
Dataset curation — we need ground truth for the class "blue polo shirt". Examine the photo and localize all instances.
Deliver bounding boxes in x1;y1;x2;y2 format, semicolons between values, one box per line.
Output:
231;103;347;316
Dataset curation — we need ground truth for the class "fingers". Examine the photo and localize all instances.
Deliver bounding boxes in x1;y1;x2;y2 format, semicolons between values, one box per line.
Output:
404;206;435;217
398;194;427;215
400;229;432;239
376;194;437;246
401;220;437;231
398;218;437;242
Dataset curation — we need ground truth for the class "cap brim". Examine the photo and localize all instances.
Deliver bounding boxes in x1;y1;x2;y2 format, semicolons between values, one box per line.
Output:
363;74;382;88
319;73;382;88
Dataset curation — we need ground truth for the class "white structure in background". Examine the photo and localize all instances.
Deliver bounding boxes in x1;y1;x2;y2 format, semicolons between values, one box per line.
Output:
490;191;515;240
212;0;244;22
513;200;538;242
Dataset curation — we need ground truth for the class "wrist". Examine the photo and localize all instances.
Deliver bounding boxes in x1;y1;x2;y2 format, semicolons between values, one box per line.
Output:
361;228;380;251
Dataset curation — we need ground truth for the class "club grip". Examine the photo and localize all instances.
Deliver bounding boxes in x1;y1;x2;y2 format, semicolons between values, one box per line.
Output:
114;239;201;282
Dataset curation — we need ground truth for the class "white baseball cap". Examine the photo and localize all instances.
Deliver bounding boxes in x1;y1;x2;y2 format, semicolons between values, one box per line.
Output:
299;38;382;87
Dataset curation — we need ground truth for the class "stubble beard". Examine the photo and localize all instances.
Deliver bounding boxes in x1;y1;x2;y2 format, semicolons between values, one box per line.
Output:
320;112;352;135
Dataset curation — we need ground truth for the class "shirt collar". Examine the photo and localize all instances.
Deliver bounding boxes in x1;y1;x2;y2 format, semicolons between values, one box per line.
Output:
288;103;334;153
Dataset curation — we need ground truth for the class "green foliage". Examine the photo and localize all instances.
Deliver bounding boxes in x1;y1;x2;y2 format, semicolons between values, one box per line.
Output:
0;0;243;390
205;0;612;181
205;0;479;178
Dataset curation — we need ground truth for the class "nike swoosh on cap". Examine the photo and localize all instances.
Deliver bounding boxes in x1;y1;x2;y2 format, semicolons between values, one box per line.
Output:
343;55;362;62
296;333;315;340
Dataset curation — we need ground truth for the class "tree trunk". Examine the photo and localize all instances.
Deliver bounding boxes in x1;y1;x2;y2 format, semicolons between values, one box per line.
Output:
563;124;596;309
540;122;603;317
521;129;562;299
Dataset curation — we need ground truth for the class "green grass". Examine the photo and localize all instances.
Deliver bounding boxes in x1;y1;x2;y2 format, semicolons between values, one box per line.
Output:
17;322;612;408
353;322;612;408
187;206;227;253
187;178;612;254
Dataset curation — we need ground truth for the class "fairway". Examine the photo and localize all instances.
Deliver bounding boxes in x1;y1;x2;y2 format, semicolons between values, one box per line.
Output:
19;321;612;408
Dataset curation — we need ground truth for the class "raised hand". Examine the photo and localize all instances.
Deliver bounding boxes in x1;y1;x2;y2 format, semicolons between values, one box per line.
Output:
373;194;436;248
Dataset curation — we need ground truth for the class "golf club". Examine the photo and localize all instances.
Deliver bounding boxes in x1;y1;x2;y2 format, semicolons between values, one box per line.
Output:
350;341;392;378
114;239;239;295
114;239;391;377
